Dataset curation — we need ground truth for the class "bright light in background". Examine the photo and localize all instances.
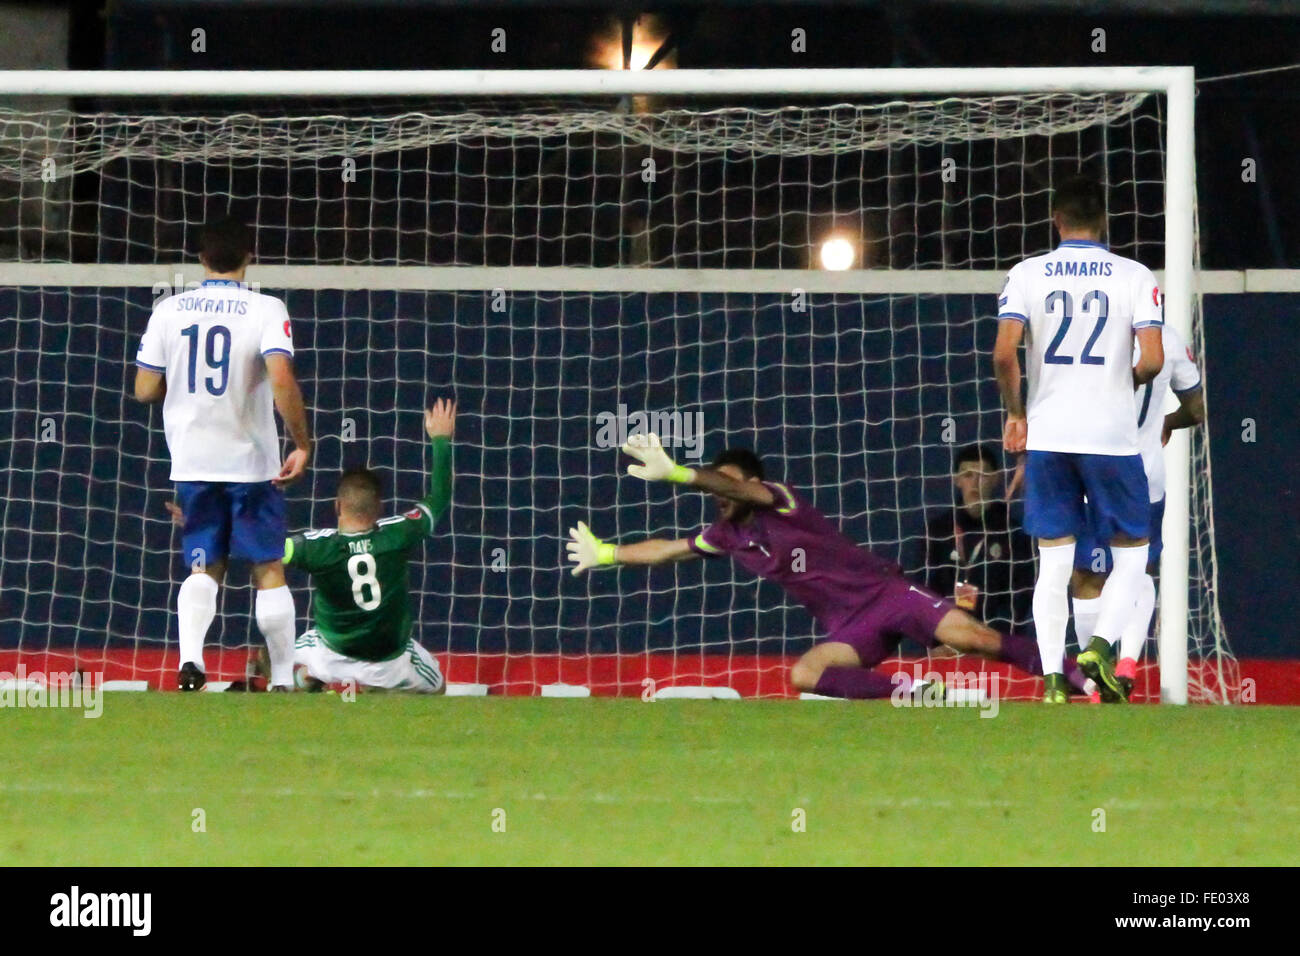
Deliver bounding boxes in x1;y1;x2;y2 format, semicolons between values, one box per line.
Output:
590;15;674;70
819;236;856;271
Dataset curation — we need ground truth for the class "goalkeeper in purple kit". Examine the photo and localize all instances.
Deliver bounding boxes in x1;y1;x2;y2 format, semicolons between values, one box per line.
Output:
568;433;1084;699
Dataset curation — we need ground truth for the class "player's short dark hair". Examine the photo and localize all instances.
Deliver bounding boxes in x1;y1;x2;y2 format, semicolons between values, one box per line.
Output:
1051;175;1107;233
954;442;999;473
199;216;253;273
337;468;382;516
712;447;765;481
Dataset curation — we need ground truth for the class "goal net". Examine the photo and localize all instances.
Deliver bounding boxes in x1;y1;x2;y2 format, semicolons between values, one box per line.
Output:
0;69;1236;702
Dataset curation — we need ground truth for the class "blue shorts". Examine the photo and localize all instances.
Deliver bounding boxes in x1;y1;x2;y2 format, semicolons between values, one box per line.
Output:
1023;451;1149;542
1075;496;1165;573
175;481;286;566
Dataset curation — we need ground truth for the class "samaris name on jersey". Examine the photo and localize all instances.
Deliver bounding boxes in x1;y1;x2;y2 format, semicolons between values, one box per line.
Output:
1042;260;1114;277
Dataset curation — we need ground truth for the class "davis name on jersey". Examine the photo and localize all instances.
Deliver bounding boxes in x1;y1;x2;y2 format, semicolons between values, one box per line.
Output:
136;279;294;482
1135;323;1201;502
999;239;1163;456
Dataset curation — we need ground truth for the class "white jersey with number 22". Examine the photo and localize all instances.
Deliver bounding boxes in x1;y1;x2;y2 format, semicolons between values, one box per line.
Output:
998;239;1163;457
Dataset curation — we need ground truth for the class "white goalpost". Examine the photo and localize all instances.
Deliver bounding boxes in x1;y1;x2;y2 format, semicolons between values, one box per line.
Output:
0;67;1232;703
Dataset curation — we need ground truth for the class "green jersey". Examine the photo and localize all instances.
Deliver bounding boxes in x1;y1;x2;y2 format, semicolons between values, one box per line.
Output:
284;437;452;661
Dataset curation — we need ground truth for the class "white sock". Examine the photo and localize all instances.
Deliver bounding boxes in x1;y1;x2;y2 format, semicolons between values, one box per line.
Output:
255;586;298;688
1072;596;1102;653
1095;544;1149;645
177;573;219;672
1119;572;1157;662
1033;542;1075;676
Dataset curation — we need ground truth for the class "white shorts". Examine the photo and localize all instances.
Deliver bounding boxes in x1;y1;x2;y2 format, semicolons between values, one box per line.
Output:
294;630;445;694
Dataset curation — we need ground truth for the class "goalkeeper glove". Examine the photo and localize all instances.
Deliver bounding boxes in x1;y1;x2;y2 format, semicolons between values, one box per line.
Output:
622;432;695;484
567;521;618;576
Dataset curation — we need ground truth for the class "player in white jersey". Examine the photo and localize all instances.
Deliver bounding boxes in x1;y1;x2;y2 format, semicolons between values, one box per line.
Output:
993;176;1165;703
1071;323;1204;700
134;217;312;692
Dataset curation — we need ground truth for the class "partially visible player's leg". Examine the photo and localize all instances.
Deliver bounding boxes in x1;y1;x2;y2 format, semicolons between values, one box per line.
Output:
293;629;340;690
1116;497;1164;694
1077;454;1150;700
1022;452;1087;700
1071;499;1110;652
300;636;446;694
790;640;901;698
234;481;296;690
174;481;233;690
381;639;446;694
932;607;1088;694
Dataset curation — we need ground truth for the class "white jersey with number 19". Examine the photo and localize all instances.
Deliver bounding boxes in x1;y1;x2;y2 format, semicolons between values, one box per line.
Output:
998;239;1163;456
136;278;294;483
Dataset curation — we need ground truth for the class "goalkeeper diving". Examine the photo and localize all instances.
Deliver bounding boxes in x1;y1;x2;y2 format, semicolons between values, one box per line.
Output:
168;399;455;692
569;433;1086;699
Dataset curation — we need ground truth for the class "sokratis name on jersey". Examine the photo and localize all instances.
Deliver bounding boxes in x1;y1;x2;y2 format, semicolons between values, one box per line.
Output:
174;295;249;314
1043;259;1113;277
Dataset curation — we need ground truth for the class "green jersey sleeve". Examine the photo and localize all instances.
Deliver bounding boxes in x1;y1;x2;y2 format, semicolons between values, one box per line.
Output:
396;435;452;545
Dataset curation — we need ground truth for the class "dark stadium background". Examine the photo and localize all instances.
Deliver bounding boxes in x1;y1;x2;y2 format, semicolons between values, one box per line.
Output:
2;0;1296;663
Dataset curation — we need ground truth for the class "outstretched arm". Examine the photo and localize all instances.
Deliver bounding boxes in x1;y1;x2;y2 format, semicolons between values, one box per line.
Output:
566;521;697;576
622;433;775;508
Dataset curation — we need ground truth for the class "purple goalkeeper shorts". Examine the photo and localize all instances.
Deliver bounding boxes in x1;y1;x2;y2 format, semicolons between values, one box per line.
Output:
824;576;953;668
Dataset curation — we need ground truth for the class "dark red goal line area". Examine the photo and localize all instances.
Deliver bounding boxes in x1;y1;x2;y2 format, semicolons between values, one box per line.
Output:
1;649;1294;703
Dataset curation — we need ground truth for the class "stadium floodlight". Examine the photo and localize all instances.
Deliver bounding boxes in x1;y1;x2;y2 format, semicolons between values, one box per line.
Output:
819;236;856;271
0;67;1229;704
590;15;673;71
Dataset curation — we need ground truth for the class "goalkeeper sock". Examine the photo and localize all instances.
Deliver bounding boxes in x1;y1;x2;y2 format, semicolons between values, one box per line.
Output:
993;630;1043;675
255;586;297;688
1031;542;1074;677
1095;544;1149;645
177;573;219;673
812;667;897;700
1118;572;1156;664
1072;596;1102;653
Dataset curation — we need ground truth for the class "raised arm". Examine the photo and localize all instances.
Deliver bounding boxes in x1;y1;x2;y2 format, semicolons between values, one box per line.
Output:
622;432;775;508
265;352;312;485
418;398;456;525
566;521;697;576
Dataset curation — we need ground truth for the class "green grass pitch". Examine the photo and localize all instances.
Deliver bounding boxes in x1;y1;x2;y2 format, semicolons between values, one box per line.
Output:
2;695;1296;866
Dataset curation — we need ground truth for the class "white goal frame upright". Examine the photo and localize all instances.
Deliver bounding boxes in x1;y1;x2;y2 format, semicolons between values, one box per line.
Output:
0;67;1197;703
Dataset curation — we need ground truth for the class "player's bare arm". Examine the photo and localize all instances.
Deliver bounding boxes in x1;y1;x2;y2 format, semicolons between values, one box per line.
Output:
1132;325;1165;387
992;318;1027;453
1162;387;1206;445
621;432;776;508
133;365;166;404
265;352;312;485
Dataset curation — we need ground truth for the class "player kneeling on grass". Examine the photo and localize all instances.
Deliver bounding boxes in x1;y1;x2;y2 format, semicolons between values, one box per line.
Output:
168;400;455;693
568;433;1085;700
